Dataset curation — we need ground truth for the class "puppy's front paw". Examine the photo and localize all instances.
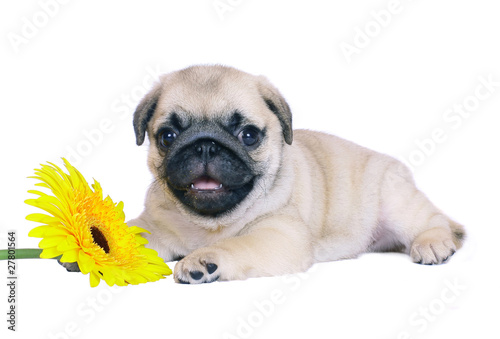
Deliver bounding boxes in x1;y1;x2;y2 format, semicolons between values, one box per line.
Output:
174;248;222;284
410;228;456;265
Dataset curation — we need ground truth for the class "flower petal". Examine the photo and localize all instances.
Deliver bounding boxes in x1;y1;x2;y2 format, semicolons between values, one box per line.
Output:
38;236;67;249
56;236;80;251
147;263;173;276
134;235;149;245
59;249;79;262
26;213;58;224
89;271;101;288
28;225;70;238
78;251;95;274
127;226;150;234
123;271;148;285
140;248;167;264
28;225;53;237
40;247;62;259
25;199;68;223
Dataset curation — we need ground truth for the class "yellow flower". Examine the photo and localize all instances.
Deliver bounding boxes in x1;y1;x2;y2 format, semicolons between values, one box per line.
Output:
26;159;172;287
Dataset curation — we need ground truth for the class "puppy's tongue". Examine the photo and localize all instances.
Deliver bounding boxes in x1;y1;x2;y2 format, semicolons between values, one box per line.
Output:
191;177;223;190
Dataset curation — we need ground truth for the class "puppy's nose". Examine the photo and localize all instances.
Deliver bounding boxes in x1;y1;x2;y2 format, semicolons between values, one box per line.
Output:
194;140;221;161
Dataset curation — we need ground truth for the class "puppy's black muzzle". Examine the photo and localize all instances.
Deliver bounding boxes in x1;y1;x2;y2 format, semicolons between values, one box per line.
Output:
165;123;254;167
162;121;256;216
193;139;221;162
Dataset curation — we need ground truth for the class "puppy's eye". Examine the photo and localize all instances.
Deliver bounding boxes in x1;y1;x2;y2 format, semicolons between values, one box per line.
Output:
159;129;177;148
238;127;260;147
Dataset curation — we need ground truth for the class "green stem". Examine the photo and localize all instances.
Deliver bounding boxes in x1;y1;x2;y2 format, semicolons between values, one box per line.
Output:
0;248;43;260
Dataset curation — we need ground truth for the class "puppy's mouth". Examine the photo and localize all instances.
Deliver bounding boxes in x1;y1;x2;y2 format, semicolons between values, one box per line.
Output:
168;175;255;216
190;176;224;191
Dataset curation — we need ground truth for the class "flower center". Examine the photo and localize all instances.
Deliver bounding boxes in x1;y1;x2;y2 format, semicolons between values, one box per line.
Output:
90;226;110;254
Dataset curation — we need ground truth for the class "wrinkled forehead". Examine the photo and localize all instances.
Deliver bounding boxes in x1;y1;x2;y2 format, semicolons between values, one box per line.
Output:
150;69;270;131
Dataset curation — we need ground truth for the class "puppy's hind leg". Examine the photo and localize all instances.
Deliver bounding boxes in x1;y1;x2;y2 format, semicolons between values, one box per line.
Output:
381;162;466;265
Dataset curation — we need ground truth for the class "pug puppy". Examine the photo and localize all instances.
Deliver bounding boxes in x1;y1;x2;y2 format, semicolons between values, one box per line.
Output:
128;65;465;284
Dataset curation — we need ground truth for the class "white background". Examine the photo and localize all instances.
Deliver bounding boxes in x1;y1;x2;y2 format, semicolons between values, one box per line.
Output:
1;0;499;338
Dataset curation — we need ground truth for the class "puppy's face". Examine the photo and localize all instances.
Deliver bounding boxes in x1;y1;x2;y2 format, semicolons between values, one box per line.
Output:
133;65;292;218
154;113;261;216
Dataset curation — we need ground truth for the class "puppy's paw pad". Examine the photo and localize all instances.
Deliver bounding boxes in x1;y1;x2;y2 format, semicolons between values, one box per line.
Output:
189;270;204;280
206;263;218;274
174;250;221;284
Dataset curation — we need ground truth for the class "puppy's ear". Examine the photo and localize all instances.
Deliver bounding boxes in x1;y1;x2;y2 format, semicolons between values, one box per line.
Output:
257;76;293;145
133;83;162;146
